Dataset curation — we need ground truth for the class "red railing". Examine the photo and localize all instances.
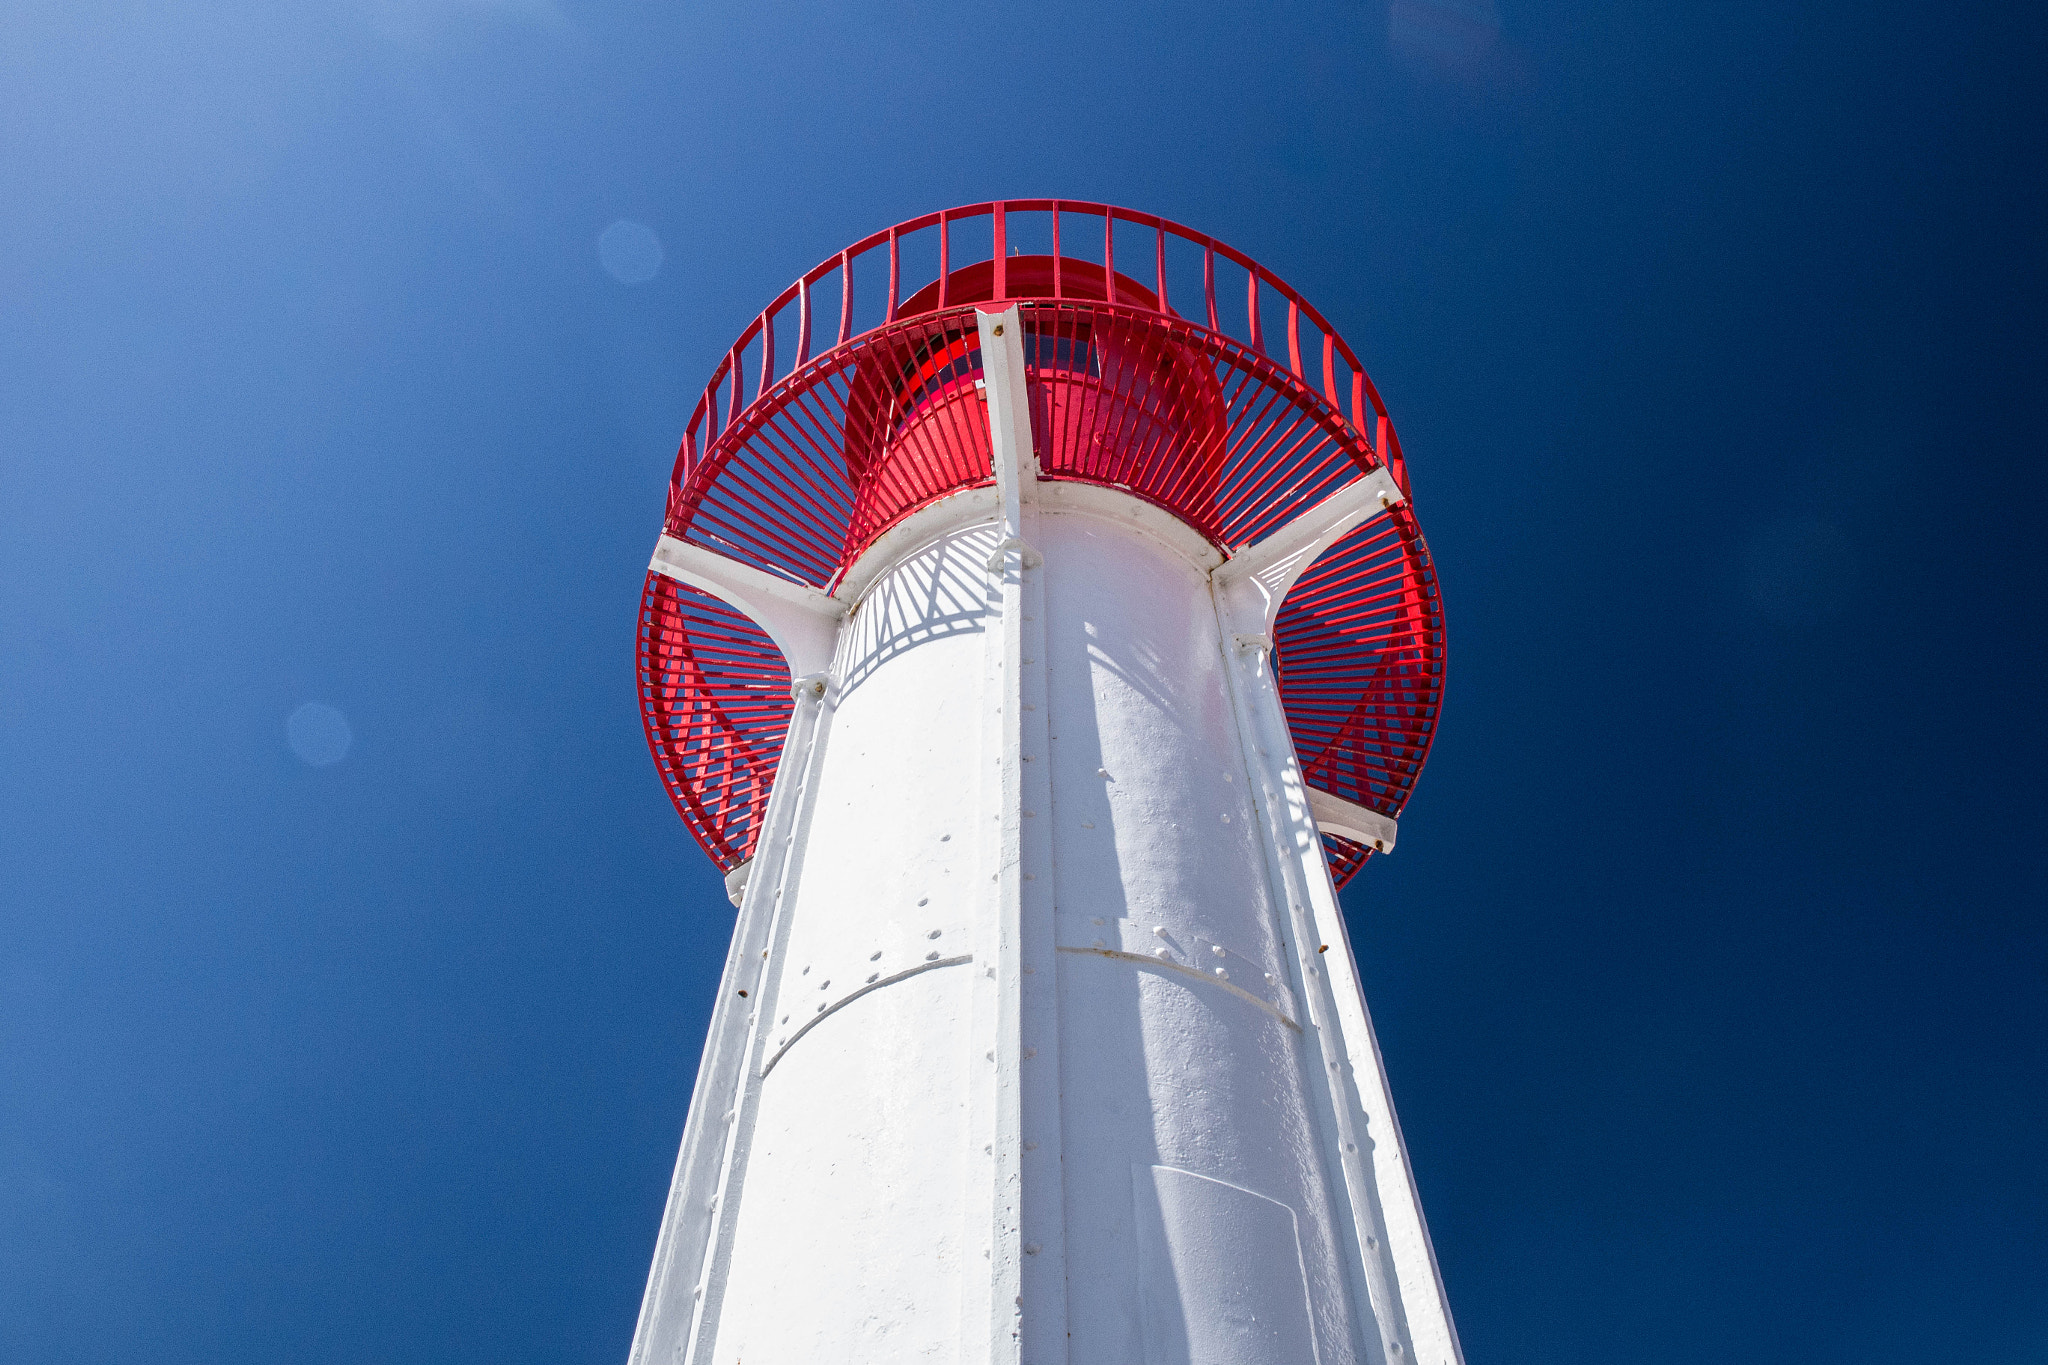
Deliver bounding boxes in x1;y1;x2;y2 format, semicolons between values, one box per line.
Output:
666;201;1410;523
640;204;1443;888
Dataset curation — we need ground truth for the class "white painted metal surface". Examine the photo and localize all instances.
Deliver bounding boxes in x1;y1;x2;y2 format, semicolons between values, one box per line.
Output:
1307;786;1400;856
649;533;846;679
630;306;1461;1365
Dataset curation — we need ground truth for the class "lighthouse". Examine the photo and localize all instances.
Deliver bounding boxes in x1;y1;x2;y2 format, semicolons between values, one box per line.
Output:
629;202;1455;1365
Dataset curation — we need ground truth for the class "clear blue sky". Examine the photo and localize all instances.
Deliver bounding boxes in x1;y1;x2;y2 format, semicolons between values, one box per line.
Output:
3;1;2043;1361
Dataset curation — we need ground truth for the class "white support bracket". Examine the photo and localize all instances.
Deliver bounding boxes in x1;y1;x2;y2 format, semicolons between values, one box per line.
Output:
722;859;752;909
1213;466;1406;636
649;534;847;679
977;304;1039;568
983;536;1043;573
1304;785;1400;855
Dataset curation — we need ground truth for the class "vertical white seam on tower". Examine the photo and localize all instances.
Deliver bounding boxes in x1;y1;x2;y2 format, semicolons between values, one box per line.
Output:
1306;841;1468;1365
1256;645;1464;1365
667;671;838;1365
976;304;1068;1365
1212;616;1401;1365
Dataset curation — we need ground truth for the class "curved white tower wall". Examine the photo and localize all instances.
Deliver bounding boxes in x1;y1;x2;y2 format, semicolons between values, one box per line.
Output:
630;307;1462;1365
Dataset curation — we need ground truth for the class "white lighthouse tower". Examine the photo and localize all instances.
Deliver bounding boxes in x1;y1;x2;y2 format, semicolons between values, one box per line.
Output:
629;202;1456;1365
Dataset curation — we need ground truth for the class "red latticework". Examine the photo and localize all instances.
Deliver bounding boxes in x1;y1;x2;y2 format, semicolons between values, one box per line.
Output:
1020;301;1374;550
639;202;1444;886
1279;507;1444;884
638;576;792;868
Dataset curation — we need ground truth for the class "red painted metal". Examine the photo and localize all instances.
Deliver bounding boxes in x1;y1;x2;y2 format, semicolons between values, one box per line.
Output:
796;276;812;367
835;250;852;346
639;201;1443;886
1203;245;1218;333
1247;273;1264;356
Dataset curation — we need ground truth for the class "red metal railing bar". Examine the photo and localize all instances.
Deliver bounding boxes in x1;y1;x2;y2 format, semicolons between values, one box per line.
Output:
712;434;850;565
1103;208;1115;296
993;202;1007;301
1154;223;1168;314
1204;245;1218;333
1051;202;1063;298
726;347;743;435
1210;382;1307;524
719;424;850;558
886;229;900;324
797;276;813;366
687;422;849;560
1231;423;1332;539
835;251;852;347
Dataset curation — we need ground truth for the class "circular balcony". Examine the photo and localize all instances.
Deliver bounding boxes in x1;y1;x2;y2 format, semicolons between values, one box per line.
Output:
638;201;1443;887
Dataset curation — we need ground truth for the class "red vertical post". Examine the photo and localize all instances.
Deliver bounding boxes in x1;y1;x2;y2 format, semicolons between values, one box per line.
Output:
1051;202;1063;299
726;348;742;430
837;251;853;346
1103;210;1115;300
797;277;813;365
1204;245;1218;333
938;211;950;309
1247;273;1263;354
1322;333;1338;408
886;230;900;324
1287;301;1302;380
1153;223;1168;314
993;202;1008;302
756;310;774;402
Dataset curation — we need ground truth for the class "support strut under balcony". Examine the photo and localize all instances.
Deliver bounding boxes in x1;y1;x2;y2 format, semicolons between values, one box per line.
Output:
977;304;1039;568
648;536;846;679
1213;465;1406;638
1305;785;1400;855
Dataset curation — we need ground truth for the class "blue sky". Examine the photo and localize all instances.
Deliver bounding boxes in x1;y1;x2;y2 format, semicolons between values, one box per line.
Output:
3;1;2044;1361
